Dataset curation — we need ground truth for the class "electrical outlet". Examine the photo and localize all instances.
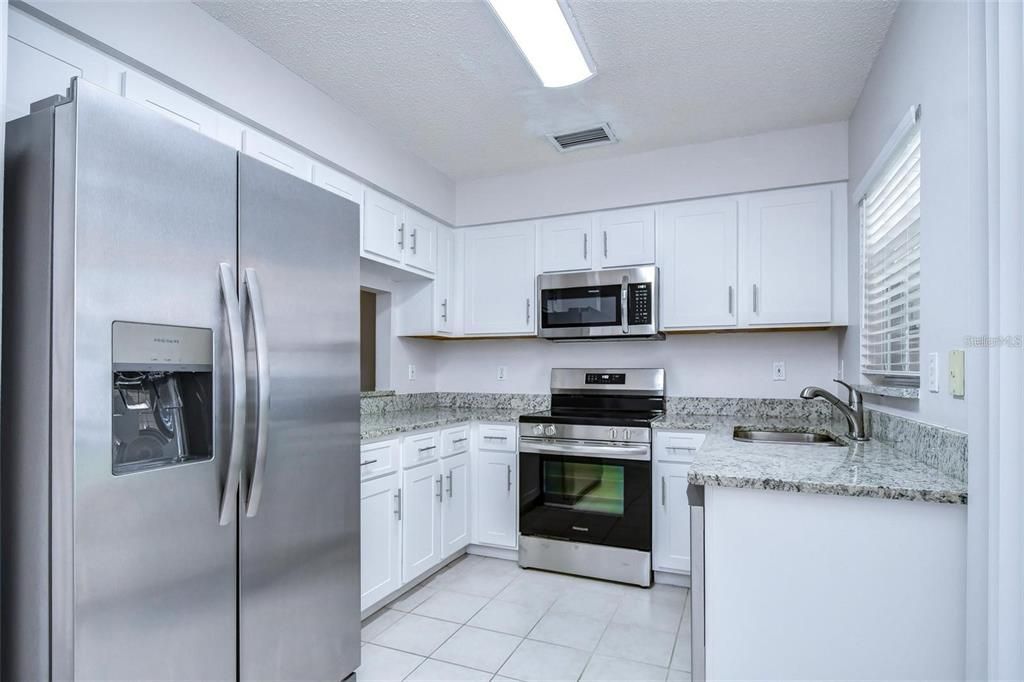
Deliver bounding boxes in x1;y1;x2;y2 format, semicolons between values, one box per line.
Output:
497;366;507;381
407;364;416;381
928;352;940;392
772;361;786;381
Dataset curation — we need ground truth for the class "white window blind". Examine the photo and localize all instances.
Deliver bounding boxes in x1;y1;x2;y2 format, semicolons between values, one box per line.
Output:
860;119;921;380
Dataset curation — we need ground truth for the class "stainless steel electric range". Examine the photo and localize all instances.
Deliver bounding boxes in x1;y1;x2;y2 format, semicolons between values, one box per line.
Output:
518;368;666;587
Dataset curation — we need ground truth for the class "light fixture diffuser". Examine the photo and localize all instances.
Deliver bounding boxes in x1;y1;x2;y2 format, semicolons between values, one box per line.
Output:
486;0;594;88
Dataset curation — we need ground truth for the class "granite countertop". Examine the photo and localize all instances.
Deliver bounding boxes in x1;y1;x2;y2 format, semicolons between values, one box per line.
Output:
654;416;966;505
361;408;525;441
360;390;396;398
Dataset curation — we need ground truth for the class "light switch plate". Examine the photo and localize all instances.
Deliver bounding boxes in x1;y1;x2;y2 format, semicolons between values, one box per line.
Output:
927;352;940;392
497;366;507;381
949;350;965;397
772;361;786;381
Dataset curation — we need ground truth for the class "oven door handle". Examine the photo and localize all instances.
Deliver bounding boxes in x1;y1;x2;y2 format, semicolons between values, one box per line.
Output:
519;440;650;461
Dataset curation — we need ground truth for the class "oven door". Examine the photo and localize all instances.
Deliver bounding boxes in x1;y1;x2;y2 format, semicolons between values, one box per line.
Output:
519;438;652;552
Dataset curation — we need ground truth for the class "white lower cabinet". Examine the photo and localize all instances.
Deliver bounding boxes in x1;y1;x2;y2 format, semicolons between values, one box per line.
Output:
441;452;471;556
653;431;705;574
474;448;518;549
360;472;401;611
401;460;443;583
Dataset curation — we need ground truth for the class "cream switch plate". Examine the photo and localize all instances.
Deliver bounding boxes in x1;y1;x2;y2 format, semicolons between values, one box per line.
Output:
949;350;965;397
927;353;940;393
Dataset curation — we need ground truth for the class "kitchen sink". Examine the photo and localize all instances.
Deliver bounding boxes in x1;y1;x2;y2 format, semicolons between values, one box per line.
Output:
733;428;844;446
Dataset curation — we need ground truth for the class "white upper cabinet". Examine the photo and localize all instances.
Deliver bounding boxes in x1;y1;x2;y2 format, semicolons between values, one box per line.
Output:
434;226;455;334
463;222;537;336
539;214;593;272
363;188;405;265
741;186;833;326
122;71;218;136
241;129;313;180
403;208;438;275
313;163;364;207
657;198;739;329
596;206;656;268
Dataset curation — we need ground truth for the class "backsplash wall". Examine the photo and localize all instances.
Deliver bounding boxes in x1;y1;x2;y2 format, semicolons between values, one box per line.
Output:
432;330;841;397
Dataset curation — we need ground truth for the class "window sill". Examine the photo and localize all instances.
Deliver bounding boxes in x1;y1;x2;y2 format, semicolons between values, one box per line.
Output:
854;383;920;400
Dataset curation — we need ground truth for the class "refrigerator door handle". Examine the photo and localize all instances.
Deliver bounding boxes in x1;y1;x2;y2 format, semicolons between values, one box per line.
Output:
243;267;272;518
218;263;247;526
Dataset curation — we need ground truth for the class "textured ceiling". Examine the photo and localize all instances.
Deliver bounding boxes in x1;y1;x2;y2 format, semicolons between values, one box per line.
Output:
196;0;897;181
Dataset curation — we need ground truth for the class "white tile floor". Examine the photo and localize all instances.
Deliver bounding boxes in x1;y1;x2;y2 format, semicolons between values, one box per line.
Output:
358;555;692;682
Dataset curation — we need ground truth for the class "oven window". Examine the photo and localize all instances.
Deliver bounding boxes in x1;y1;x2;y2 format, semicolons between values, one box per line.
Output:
541;285;621;328
543;461;624;516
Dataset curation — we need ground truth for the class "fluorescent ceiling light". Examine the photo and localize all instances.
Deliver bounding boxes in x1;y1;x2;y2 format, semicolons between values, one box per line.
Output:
487;0;594;88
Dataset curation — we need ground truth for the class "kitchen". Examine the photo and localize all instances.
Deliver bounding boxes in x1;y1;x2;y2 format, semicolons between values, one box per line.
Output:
0;1;1017;681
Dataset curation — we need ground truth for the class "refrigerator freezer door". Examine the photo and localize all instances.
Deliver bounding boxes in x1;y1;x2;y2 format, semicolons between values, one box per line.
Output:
63;81;239;680
237;155;361;680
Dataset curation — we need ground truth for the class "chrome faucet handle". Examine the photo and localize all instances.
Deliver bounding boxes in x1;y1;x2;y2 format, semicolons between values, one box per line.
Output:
832;379;862;408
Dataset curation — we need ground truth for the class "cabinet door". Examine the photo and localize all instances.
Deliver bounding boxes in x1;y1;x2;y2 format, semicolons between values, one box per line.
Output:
434;226;454;334
742;187;832;325
538;214;592;272
241;129;313;180
360;474;401;610
363;188;405;265
653;460;692;573
464;223;536;335
475;450;517;548
122;71;219;137
313;163;363;207
597;206;656;268
403;208;437;275
657;198;738;329
401;462;442;582
442;452;471;557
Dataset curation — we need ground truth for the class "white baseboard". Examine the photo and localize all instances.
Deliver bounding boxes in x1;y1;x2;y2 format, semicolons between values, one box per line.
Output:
654;570;691;588
466;544;519;562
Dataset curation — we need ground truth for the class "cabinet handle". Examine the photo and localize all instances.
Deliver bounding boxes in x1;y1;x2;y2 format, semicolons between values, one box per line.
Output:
483;435;508;441
603;230;609;258
506;464;512;492
398;222;405;250
394;489;402;520
752;283;759;314
526;298;531;324
453;437;468;444
583;233;588;260
441;298;448;322
446;470;453;498
436;474;443;502
418;445;436;453
661;476;666;507
360;459;378;467
728;285;734;315
411;227;418;254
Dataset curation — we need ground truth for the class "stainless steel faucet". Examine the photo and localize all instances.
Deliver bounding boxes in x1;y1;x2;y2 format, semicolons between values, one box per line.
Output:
800;379;869;441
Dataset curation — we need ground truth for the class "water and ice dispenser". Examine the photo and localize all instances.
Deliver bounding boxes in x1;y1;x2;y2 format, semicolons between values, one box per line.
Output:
111;322;214;475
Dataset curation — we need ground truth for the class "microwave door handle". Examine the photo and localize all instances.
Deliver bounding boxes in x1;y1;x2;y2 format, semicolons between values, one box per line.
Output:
243;268;271;518
218;263;246;526
621;275;629;334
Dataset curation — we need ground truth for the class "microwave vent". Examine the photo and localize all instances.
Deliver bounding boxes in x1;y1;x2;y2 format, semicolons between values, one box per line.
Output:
547;124;617;152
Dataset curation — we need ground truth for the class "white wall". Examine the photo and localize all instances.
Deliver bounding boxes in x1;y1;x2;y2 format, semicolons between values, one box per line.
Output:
434;331;840;397
455;122;848;226
24;1;456;223
841;0;970;432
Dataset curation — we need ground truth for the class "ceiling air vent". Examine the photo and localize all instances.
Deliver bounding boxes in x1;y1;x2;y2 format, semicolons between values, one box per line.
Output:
547;123;617;152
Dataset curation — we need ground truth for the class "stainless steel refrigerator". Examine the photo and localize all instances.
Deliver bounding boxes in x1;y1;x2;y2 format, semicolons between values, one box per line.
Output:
1;78;361;681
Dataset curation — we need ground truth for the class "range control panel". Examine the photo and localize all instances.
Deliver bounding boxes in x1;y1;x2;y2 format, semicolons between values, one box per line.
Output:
627;282;653;325
585;372;626;385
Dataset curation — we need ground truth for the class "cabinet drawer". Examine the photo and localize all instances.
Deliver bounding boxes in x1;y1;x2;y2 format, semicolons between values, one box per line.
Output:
477;424;517;452
441;425;471;458
402;431;440;468
654;432;706;461
360;439;399;480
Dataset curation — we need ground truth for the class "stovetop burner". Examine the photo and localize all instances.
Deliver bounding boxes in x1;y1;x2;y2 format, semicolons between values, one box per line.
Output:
519;368;667;429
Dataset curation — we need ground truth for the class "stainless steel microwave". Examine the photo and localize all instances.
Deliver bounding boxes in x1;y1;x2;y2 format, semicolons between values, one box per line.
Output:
537;266;661;340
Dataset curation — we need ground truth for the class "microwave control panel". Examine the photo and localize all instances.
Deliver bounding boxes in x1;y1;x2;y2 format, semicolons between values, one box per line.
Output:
627;282;653;325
